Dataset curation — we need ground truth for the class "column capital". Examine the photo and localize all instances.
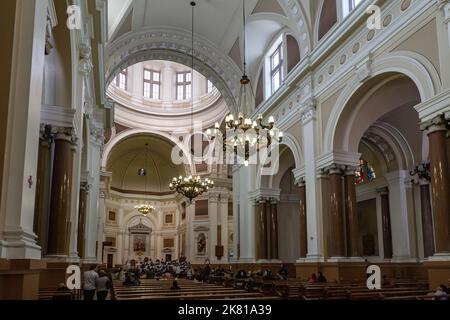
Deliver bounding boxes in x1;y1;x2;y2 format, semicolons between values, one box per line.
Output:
300;98;316;125
376;187;389;196
39;123;53;145
421;114;448;134
51;126;77;145
343;166;358;177
296;178;306;187
438;0;450;23
328;164;344;175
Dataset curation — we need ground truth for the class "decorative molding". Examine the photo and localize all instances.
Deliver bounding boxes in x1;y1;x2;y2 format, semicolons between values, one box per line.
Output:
248;188;281;203
41;105;76;129
316;151;362;170
300;98;317;125
106;28;242;112
354;53;373;82
416;90;450;123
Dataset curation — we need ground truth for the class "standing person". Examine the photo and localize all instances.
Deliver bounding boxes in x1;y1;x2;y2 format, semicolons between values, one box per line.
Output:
83;265;99;300
96;270;111;301
317;272;327;283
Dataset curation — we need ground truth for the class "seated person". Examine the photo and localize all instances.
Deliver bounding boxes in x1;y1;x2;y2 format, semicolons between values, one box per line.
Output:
433;285;448;300
277;266;288;280
171;280;181;290
317;272;327;283
308;273;317;284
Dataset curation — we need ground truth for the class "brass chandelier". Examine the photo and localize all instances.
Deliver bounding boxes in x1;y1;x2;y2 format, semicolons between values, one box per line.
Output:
135;204;156;216
170;175;214;203
169;1;214;202
206;0;283;166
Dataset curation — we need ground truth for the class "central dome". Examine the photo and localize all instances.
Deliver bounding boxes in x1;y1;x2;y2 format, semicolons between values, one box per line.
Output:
107;60;229;131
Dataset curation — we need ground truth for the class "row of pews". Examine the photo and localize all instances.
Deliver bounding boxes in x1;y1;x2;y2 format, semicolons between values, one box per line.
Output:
273;279;435;300
39;277;436;301
112;279;281;300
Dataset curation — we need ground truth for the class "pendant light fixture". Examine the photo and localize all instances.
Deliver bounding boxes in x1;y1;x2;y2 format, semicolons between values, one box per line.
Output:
206;0;283;167
135;143;156;216
170;1;214;203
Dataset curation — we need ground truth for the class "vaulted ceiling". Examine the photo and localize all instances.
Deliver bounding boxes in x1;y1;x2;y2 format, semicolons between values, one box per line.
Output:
106;0;309;87
107;134;185;194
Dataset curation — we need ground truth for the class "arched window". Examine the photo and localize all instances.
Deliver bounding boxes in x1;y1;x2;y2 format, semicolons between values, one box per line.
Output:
342;0;363;18
319;0;364;41
116;69;128;90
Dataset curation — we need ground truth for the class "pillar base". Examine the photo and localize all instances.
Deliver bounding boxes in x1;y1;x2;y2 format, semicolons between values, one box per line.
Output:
424;260;450;290
0;259;47;300
0;228;41;260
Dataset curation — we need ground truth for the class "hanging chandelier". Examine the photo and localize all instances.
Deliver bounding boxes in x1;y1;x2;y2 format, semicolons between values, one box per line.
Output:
135;143;156;216
170;175;214;203
135;204;156;216
170;1;214;202
206;0;282;166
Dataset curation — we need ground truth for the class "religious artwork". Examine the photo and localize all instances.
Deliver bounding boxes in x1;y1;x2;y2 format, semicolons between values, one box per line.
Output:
164;238;175;248
133;236;146;252
108;211;116;221
197;233;206;254
355;159;376;185
165;213;174;224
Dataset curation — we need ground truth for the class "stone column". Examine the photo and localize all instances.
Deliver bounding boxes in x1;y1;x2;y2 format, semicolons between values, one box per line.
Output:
384;170;414;261
298;181;307;258
208;193;219;263
328;166;345;258
77;181;89;259
255;199;268;260
162;62;173;100
301;100;323;260
0;0;48;260
269;200;279;260
46;128;76;257
426;116;450;255
344;168;360;257
33;124;53;254
219;194;229;263
420;182;435;258
378;187;393;259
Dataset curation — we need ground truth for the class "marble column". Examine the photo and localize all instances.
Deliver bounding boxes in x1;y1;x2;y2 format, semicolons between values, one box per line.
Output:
328;166;345;258
77;182;89;259
298;182;307;258
420;182;435;258
427;116;450;254
255;199;268;260
0;0;48;260
301;101;323;260
33;125;53;253
47;128;76;257
269;200;279;260
219;194;229;263
344;168;360;257
378;187;393;259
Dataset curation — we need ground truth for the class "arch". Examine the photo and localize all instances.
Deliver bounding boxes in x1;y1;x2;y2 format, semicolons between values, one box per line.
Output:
256;132;303;190
106;28;243;114
318;0;337;41
102;128;194;176
324;52;440;154
125;214;157;232
276;0;312;54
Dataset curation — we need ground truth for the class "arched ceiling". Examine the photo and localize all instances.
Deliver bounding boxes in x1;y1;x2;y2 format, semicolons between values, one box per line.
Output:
106;0;311;108
107;134;185;194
